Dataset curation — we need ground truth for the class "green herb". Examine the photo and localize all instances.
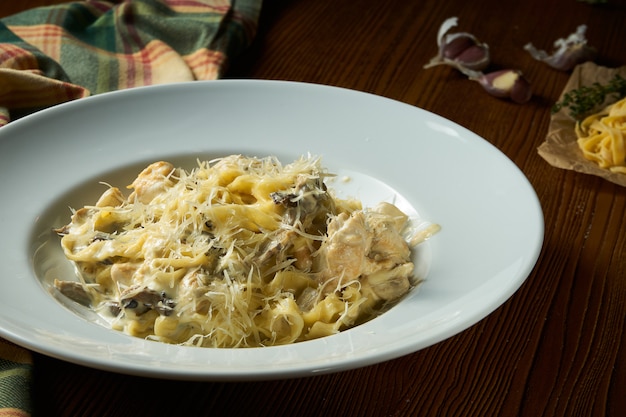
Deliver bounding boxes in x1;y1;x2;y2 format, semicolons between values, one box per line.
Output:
552;74;626;120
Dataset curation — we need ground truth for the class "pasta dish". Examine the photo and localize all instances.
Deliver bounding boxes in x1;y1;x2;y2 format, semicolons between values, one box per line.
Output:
576;96;626;174
54;155;438;348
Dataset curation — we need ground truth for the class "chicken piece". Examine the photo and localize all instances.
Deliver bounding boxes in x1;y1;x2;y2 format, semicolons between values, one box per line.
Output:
363;203;411;272
317;211;372;289
127;161;176;204
317;203;415;302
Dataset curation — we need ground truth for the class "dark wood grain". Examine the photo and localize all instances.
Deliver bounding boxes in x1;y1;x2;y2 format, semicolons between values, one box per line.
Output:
4;0;626;416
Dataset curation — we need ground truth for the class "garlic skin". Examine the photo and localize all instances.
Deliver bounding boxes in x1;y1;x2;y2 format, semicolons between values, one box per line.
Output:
424;17;490;72
471;69;533;104
524;25;597;71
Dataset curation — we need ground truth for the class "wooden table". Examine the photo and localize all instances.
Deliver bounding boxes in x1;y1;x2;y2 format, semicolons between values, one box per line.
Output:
3;0;626;415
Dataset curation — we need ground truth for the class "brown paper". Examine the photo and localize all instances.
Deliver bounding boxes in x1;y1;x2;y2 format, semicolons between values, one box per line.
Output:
538;62;626;187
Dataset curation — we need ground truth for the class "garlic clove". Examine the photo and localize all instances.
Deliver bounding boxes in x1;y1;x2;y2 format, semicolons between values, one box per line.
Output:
454;44;490;71
442;35;477;60
424;17;490;72
472;69;533;103
524;25;597;71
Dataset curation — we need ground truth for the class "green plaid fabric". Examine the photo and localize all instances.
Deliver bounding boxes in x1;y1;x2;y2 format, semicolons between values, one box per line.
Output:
0;0;262;126
0;339;32;417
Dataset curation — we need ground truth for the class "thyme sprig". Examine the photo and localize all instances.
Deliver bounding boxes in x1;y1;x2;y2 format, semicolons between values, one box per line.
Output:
552;74;626;120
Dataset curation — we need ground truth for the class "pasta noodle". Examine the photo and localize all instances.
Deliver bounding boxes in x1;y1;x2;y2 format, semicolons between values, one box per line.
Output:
576;97;626;174
53;155;438;348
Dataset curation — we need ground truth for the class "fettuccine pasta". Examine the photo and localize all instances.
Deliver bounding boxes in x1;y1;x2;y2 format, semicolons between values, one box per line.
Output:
576;97;626;174
54;155;438;348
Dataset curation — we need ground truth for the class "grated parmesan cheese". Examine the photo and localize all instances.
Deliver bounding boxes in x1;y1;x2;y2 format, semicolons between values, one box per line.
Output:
53;155;437;348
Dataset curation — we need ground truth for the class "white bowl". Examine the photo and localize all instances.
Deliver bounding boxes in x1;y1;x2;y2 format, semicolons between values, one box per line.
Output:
0;80;543;380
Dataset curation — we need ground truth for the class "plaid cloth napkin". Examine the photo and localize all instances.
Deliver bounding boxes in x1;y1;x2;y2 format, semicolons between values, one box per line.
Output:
0;339;32;416
0;1;262;414
0;0;263;127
